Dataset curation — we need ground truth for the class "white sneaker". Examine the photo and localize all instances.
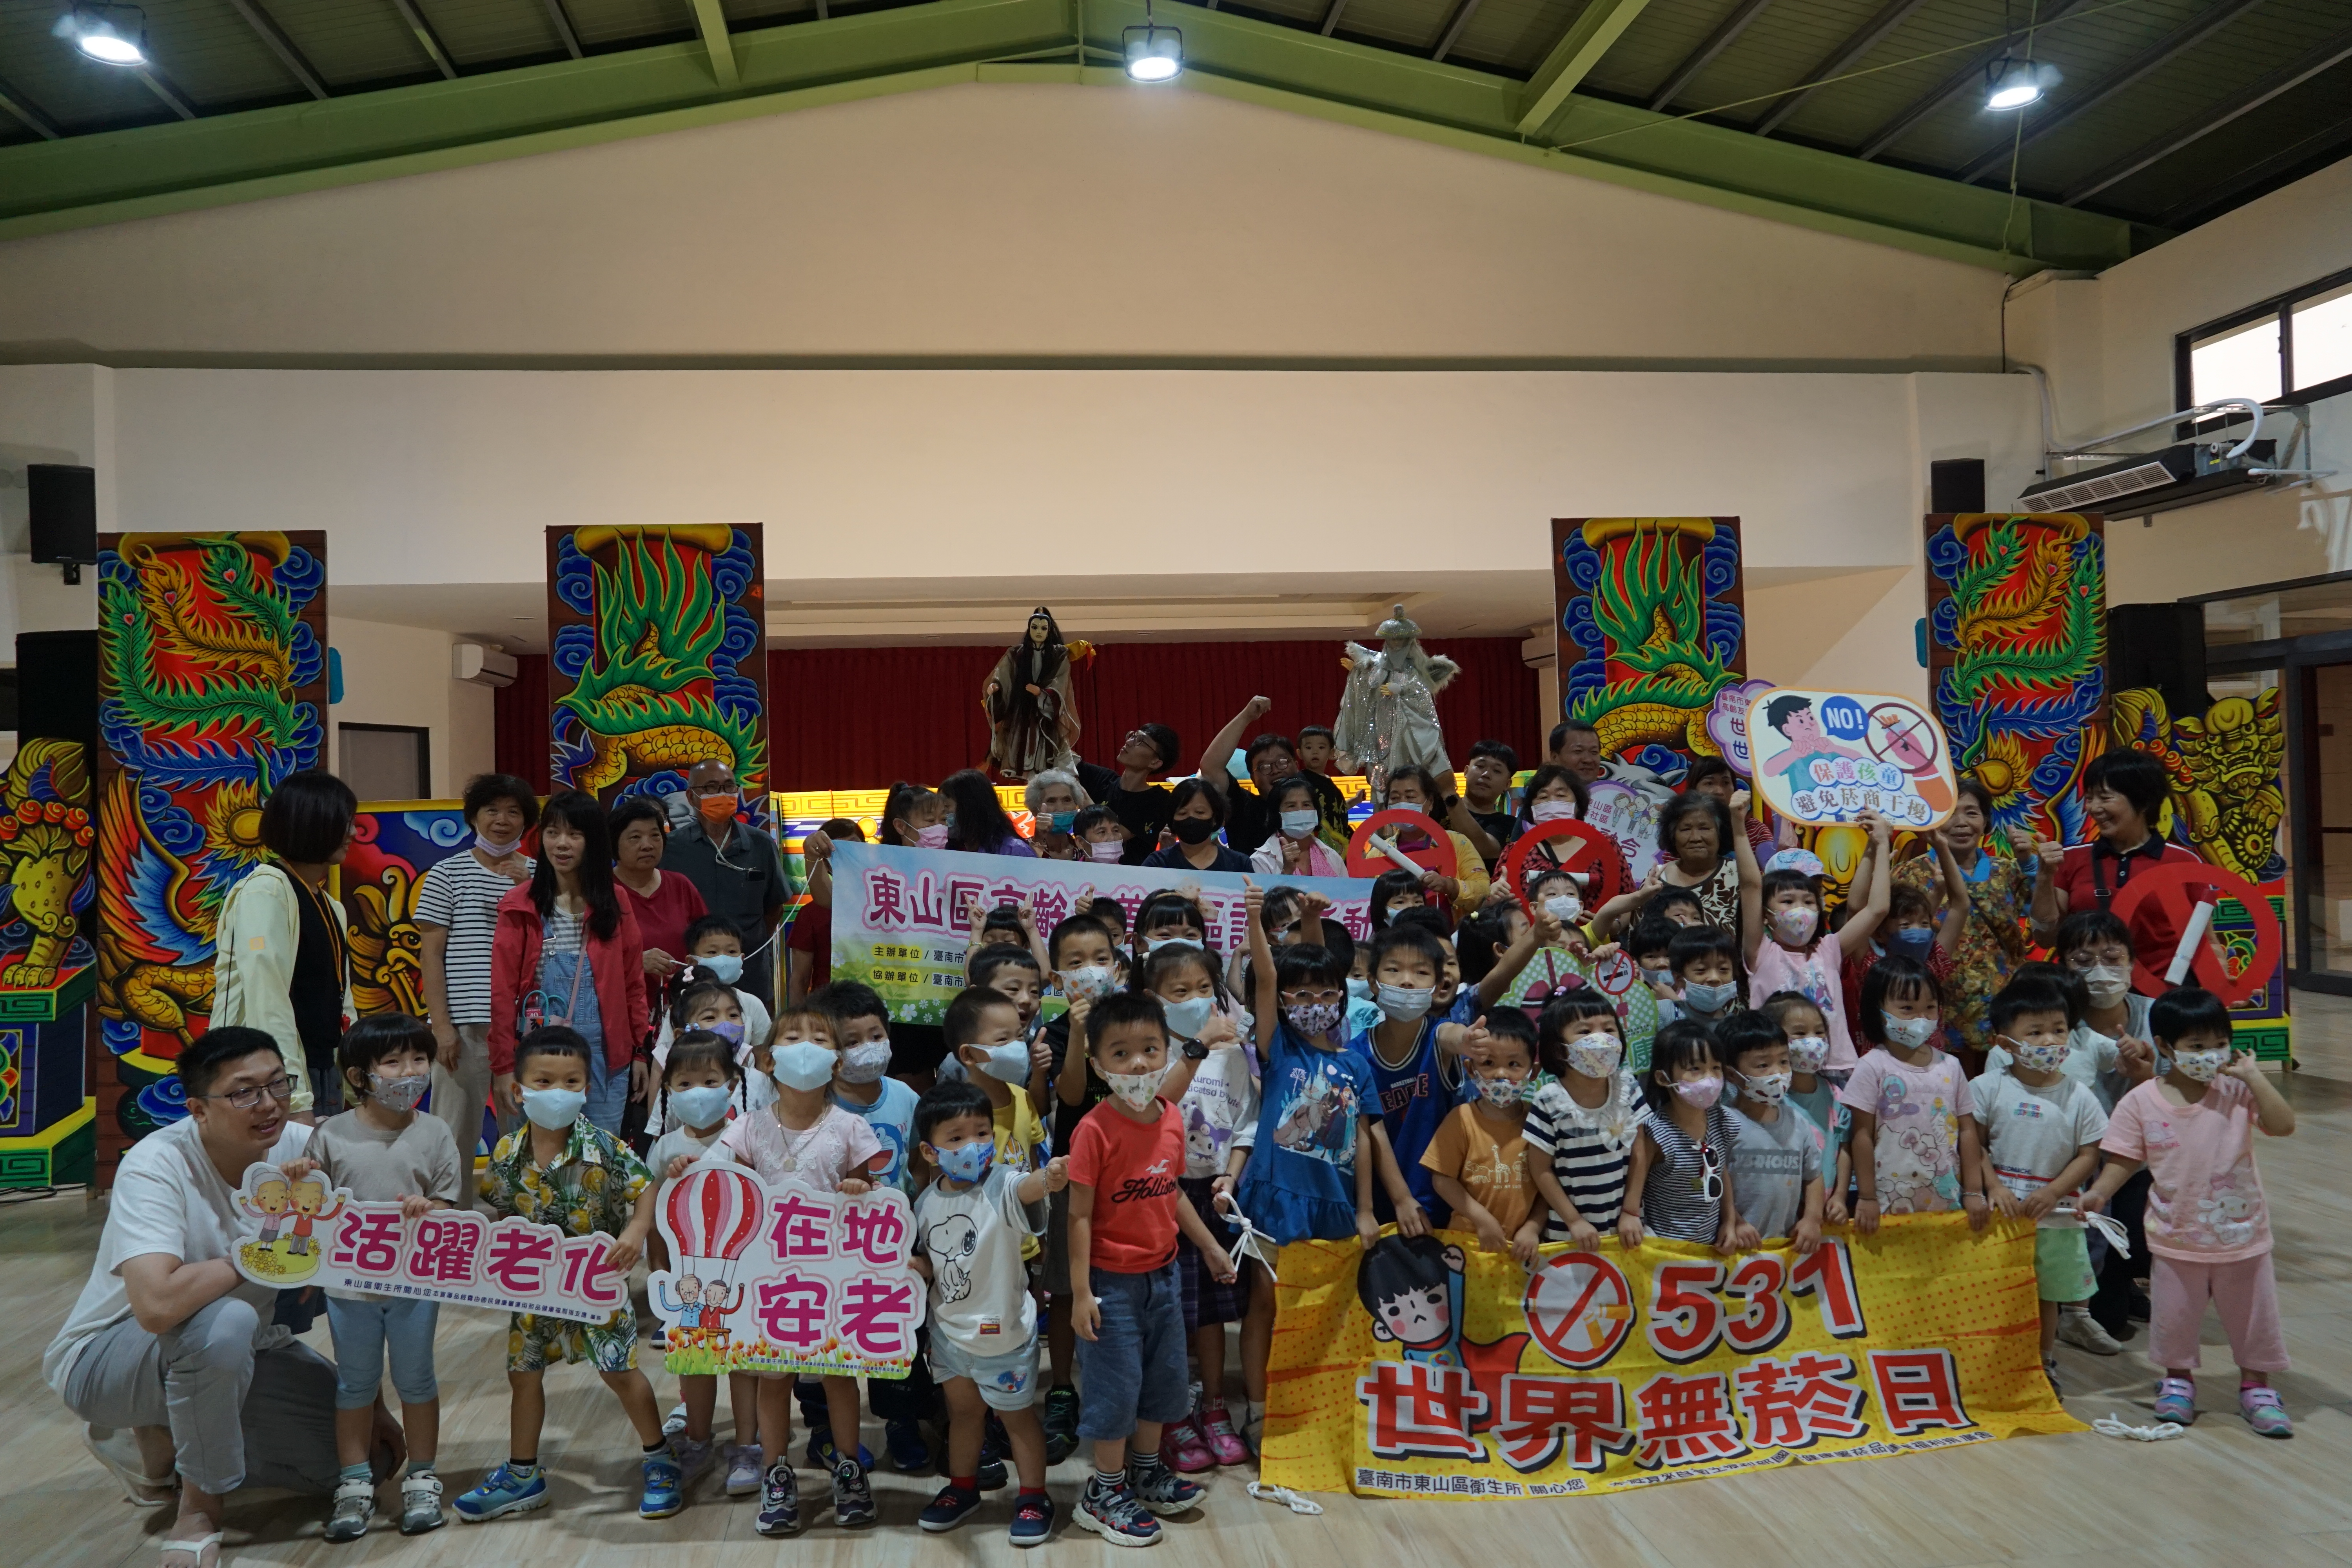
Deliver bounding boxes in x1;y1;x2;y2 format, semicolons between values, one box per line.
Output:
2058;1308;2123;1356
662;1402;690;1439
398;1472;446;1535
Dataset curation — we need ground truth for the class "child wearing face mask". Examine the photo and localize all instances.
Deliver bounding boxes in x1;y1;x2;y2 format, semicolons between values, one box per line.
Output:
651;975;764;1134
711;1006;889;1535
1840;880;1965;1066
1357;924;1488;1230
310;1014;463;1540
1967;977;2108;1394
1074;806;1128;866
1739;806;1891;1071
1366;869;1429;933
1421;1012;1536;1262
1666;923;1744;1028
909;1079;1069;1543
1621;1020;1751;1252
2008;912;2150;1111
1758;991;1849;1224
1719;1011;1822;1256
644;1035;765;1501
882;782;950;850
653;918;773;1058
1041;912;1124;1463
1142;942;1259;1473
1523;995;1647;1256
938;947;1048;1088
1839;955;1986;1236
2081;985;2298;1437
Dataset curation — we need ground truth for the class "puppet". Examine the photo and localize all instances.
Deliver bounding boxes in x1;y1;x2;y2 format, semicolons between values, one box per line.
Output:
984;607;1091;780
1334;604;1459;797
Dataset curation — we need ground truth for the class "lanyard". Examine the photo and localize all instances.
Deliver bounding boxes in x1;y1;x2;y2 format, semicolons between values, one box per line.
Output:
289;871;345;983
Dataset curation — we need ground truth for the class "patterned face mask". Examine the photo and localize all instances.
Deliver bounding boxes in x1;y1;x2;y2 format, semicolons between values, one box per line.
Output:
1564;1033;1621;1080
2004;1034;2072;1074
1285;1001;1345;1038
2173;1046;2232;1083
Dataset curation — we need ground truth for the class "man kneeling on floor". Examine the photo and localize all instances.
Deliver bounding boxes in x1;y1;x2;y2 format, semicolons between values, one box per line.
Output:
44;1026;404;1568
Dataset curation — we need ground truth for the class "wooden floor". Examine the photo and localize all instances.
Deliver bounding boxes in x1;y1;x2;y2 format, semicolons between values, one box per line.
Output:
11;1000;2352;1568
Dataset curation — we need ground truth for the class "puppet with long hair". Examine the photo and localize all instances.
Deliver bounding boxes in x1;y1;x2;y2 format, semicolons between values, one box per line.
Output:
983;606;1091;780
1334;604;1459;796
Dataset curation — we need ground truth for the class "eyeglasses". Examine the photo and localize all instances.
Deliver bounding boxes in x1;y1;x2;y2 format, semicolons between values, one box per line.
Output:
1698;1141;1723;1204
1281;988;1345;1007
203;1074;296;1111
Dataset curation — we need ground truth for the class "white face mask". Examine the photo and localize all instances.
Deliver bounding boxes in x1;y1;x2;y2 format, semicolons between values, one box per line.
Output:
836;1041;893;1084
1062;965;1114;1002
667;1083;734;1129
1474;1073;1528;1109
1543;894;1583;925
1882;1013;1938;1051
1279;808;1319;840
2005;1035;2072;1074
1736;1068;1792;1103
2173;1045;2232;1083
1530;799;1577;823
1106;1065;1170;1111
2079;964;2131;1004
1787;1035;1830;1072
1376;983;1434;1022
770;1040;838;1092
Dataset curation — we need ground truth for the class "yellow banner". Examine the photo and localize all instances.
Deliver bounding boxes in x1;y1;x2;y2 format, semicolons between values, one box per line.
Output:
1261;1215;2082;1499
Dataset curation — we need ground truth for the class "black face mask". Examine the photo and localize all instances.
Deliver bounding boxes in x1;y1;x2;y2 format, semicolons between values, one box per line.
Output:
1171;817;1218;846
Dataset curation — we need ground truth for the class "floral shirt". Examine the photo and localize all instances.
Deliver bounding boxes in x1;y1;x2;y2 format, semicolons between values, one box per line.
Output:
485;1117;652;1238
1894;847;2032;1058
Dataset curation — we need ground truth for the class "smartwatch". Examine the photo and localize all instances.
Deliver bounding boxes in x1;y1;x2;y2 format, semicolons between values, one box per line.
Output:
1182;1039;1210;1062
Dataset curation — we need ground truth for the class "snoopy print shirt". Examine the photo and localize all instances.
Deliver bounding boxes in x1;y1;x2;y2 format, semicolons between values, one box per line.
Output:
2101;1073;2272;1263
1838;1047;1976;1214
914;1163;1041;1356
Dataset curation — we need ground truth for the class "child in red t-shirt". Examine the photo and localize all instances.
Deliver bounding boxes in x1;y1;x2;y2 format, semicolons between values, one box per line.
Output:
1067;991;1238;1546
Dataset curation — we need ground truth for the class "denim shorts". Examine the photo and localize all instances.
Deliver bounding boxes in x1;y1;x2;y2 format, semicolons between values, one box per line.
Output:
325;1294;441;1409
931;1332;1042;1412
1074;1261;1189;1442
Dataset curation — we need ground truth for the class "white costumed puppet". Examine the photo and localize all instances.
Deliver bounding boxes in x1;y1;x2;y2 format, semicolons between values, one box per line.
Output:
1333;604;1459;795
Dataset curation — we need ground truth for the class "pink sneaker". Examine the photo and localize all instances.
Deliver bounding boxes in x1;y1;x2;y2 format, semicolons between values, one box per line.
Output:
1161;1412;1214;1474
1196;1397;1251;1468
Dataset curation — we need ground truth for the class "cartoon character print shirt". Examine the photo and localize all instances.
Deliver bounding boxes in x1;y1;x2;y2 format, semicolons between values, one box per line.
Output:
1258;1025;1375;1183
1179;1045;1260;1181
914;1163;1042;1355
2102;1073;2273;1263
1838;1046;1975;1214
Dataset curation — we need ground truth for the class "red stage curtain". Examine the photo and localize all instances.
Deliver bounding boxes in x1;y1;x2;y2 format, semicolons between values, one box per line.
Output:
492;653;552;793
759;637;1538;792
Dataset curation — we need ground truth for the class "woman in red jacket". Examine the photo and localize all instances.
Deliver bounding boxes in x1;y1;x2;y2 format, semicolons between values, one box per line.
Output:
488;790;648;1133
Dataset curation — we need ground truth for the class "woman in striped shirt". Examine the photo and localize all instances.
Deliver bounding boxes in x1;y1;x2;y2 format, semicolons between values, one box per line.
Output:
1521;994;1648;1253
1621;1018;1755;1252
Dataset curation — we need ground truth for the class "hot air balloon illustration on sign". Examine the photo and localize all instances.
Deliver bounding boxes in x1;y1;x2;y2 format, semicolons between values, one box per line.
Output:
652;1165;760;1357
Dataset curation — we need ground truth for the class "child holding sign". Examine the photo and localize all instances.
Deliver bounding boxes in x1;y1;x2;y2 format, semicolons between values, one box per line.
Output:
1739;800;1889;1071
310;1014;462;1541
455;1025;670;1524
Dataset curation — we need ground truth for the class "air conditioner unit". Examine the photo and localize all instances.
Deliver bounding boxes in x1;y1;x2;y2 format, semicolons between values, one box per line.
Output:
2019;439;2274;515
453;642;518;688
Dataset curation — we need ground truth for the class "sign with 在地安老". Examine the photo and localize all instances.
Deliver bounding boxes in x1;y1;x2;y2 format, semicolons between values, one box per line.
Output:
1743;689;1956;831
651;1164;927;1379
227;1162;627;1323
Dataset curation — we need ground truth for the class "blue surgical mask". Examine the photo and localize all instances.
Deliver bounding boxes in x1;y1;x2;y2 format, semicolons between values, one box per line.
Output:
1279;809;1319;839
1161;995;1216;1040
697;953;744;985
1376;983;1434;1022
1047;810;1078;833
1347;976;1373;1002
1682;980;1738;1015
976;1041;1033;1083
932;1140;995;1184
521;1086;586;1130
771;1040;838;1091
667;1083;734;1129
1884;928;1933;963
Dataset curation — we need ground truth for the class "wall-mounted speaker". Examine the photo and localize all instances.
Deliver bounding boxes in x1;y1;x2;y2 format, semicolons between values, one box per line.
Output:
1930;458;1987;514
27;464;97;584
2108;603;2208;718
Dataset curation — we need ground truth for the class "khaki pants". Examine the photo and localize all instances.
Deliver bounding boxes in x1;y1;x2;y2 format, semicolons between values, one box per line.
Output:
432;1022;501;1212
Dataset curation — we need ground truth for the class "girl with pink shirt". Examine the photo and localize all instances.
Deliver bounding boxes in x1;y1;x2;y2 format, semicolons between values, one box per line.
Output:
1839;954;1988;1234
1737;800;1891;1072
2083;986;2297;1437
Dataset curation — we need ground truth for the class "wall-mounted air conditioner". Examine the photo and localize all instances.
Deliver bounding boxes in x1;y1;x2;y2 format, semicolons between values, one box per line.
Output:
454;642;518;688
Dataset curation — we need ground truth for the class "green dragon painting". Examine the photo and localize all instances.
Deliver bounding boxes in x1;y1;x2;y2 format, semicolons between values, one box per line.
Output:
1555;516;1750;776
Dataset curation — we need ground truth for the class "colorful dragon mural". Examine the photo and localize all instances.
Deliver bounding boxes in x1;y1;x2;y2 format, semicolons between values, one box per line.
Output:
1553;517;1748;778
1924;512;2107;851
339;806;472;1021
95;532;327;1153
0;740;95;991
548;525;768;822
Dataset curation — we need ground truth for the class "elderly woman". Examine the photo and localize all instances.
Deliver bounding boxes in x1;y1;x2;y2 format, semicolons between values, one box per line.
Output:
1893;776;2031;1059
1024;768;1092;860
611;793;708;1001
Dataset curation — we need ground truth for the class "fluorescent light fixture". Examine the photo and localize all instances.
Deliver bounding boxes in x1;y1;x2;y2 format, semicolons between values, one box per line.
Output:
58;5;148;67
1125;0;1181;82
1985;55;2058;111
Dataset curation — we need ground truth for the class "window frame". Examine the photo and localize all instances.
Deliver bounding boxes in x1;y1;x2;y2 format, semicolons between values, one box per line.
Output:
2176;262;2352;414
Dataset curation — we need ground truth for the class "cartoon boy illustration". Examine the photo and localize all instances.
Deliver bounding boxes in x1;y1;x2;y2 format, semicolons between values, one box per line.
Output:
284;1172;344;1258
1762;695;1867;797
1356;1234;1529;1433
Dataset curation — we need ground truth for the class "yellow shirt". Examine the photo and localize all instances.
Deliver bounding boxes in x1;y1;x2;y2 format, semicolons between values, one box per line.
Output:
993;1090;1050;1259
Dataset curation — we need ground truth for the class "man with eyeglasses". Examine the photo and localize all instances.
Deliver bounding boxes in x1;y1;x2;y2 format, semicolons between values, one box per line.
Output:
47;1027;404;1566
1074;722;1182;866
662;757;788;1010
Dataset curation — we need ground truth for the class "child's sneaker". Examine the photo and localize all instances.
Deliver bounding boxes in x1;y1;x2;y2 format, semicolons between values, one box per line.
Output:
804;1428;875;1472
1197;1397;1251;1467
324;1476;375;1542
2042;1357;2063;1398
2152;1377;2198;1425
639;1445;685;1519
661;1403;688;1440
831;1457;878;1529
1041;1386;1082;1467
884;1418;932;1473
1009;1489;1056;1547
397;1472;445;1536
754;1462;803;1537
672;1435;716;1487
1126;1454;1207;1516
2057;1307;2123;1356
978;1412;1010;1491
918;1482;983;1533
2240;1385;2294;1438
1076;1473;1160;1547
453;1462;549;1523
1161;1412;1214;1474
724;1443;765;1497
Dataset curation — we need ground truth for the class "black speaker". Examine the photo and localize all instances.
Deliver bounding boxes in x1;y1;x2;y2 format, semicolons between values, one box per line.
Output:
16;630;98;755
27;464;96;583
1930;458;1987;514
2108;603;2207;716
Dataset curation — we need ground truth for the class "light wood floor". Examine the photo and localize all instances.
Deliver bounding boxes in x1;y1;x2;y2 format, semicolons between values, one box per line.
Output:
11;1000;2352;1568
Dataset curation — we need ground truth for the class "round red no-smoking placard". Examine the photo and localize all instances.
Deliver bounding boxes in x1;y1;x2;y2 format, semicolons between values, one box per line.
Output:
2109;859;2280;1006
1500;818;1633;915
1345;808;1461;884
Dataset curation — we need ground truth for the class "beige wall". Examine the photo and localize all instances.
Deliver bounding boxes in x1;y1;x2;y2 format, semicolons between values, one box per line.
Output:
0;83;2004;369
328;615;495;799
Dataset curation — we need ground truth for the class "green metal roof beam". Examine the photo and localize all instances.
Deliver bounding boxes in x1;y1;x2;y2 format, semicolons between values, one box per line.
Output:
0;0;2145;270
690;0;742;89
1517;0;1654;137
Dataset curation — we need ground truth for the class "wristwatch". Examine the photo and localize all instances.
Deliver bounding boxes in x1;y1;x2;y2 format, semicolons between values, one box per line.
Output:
1182;1039;1210;1061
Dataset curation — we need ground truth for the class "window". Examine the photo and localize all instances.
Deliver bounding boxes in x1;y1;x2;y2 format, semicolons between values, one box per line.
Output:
2178;264;2352;411
338;723;430;802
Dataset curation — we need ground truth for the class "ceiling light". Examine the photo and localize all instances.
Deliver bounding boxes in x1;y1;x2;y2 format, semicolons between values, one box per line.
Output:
58;5;148;67
1985;55;2058;111
1124;0;1181;82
